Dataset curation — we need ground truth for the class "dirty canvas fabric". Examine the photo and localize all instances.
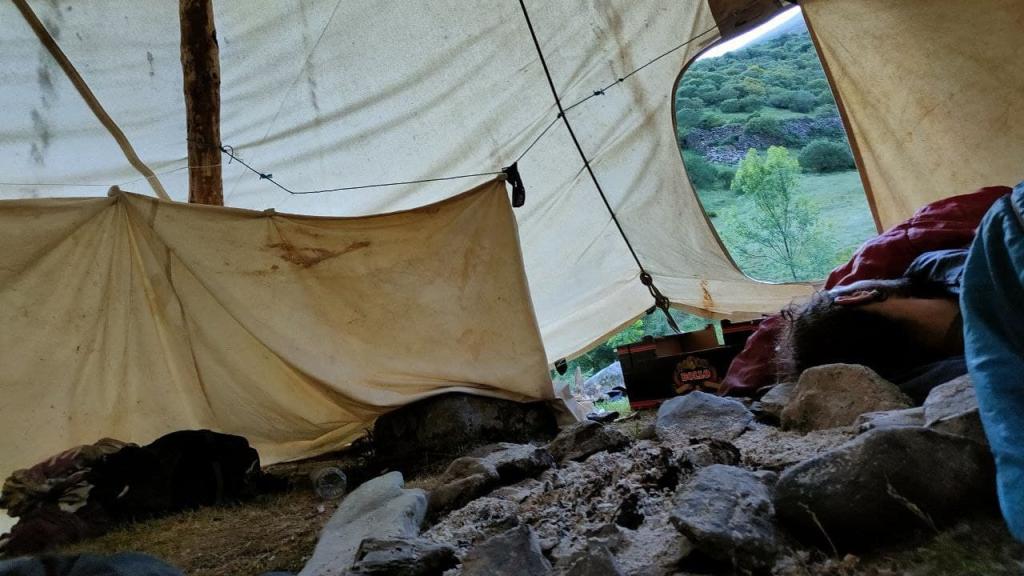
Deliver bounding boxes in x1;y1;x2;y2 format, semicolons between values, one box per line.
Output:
0;180;552;479
803;0;1024;230
0;0;811;364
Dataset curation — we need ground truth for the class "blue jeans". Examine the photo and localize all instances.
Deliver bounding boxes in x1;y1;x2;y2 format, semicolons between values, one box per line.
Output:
961;181;1024;540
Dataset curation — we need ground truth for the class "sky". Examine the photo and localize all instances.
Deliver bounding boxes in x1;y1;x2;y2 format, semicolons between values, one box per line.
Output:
699;6;802;60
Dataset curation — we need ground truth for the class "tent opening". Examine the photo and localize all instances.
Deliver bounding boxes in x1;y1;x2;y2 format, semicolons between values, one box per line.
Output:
675;6;875;283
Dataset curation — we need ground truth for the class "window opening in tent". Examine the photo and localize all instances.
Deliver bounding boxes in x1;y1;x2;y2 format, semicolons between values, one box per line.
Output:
550;310;720;416
675;6;874;283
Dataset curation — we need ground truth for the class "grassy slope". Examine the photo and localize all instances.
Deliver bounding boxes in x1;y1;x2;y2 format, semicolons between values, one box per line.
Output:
698;170;875;282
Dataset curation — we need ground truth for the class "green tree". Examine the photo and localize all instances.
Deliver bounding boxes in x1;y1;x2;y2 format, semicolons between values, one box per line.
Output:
727;147;836;281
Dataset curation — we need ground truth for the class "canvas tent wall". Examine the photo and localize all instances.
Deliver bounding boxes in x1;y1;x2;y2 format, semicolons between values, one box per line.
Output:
0;0;1022;471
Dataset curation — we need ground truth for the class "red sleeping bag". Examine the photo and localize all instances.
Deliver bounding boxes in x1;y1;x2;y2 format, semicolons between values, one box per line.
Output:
720;185;1011;396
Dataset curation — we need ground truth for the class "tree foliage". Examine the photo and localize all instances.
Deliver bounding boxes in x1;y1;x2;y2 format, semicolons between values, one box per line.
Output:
798;139;856;173
726;147;836;281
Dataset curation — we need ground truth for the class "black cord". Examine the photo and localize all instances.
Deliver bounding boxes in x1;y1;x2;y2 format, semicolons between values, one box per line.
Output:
219;146;502;195
516;0;680;333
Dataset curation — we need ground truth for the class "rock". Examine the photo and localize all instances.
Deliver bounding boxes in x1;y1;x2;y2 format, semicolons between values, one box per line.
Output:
670;465;779;568
348;538;458;576
781;364;913;432
655;391;754;442
546;421;630;463
752;382;796;424
373;393;557;471
427;468;499;519
428;444;554;517
559;541;625;576
461;524;552;576
774;427;995;551
676;438;741;472
582;362;625;399
471;443;555;483
490;478;545;503
923;375;986;444
299;472;427;576
420;497;520;555
856;407;925;432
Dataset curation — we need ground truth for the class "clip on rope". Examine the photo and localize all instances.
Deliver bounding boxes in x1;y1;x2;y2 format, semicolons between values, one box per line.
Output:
503;162;526;208
640;272;680;334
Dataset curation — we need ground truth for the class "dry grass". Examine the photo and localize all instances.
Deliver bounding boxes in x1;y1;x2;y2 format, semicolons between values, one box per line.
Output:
57;488;331;576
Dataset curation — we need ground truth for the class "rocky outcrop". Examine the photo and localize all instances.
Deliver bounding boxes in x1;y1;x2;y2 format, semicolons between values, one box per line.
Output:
373;394;557;471
781;364;913;432
670;465;779;569
546;421;630;463
655;391;754;442
774;427;995;550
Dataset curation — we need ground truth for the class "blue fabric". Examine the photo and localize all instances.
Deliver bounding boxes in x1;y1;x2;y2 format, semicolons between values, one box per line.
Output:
961;182;1024;541
905;248;969;296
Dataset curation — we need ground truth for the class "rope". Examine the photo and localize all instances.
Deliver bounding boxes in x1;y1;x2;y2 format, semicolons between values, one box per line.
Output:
219;146;502;195
516;0;679;333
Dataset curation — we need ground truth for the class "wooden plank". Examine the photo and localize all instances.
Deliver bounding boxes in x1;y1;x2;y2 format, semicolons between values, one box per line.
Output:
180;0;223;205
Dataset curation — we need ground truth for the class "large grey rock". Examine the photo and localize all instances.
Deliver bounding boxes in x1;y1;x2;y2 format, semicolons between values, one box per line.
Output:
774;427;995;550
855;407;925;433
300;472;427;576
923;375;986;444
373;393;557;470
655;391;754;442
558;541;624;576
781;364;913;432
670;465;779;568
461;524;552;576
546;421;630;463
582;361;625;399
348;538;458;576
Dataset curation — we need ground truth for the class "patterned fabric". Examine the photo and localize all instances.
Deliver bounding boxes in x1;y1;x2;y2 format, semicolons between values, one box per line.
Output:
0;439;131;518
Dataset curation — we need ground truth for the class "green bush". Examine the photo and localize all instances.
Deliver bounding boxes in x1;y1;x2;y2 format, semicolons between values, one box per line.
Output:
715;165;736;188
676;109;703;133
676;96;704;111
788;90;817;113
720;95;763;113
744;114;784;139
698;113;726;129
682;151;719;189
798;139;856;172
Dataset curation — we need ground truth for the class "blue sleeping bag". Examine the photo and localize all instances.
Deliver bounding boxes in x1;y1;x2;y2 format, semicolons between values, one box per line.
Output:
961;181;1024;541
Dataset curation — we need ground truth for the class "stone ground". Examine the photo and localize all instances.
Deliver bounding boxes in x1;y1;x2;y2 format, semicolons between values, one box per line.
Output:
46;406;1024;575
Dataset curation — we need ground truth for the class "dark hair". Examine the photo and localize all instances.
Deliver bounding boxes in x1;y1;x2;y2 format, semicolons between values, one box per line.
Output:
776;289;937;383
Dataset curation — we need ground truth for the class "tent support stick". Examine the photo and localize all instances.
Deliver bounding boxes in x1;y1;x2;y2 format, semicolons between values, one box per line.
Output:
12;0;170;200
180;0;223;205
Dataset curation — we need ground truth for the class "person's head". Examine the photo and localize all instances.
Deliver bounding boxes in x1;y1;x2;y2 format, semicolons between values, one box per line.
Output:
776;279;961;382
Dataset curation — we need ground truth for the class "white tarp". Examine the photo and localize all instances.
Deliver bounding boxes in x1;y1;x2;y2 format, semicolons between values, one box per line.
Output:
0;0;812;367
0;181;553;477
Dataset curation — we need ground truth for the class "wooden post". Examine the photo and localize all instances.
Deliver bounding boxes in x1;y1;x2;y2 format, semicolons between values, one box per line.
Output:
180;0;223;205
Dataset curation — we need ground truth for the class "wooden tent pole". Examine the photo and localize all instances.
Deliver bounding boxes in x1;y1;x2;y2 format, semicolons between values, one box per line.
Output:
180;0;223;205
